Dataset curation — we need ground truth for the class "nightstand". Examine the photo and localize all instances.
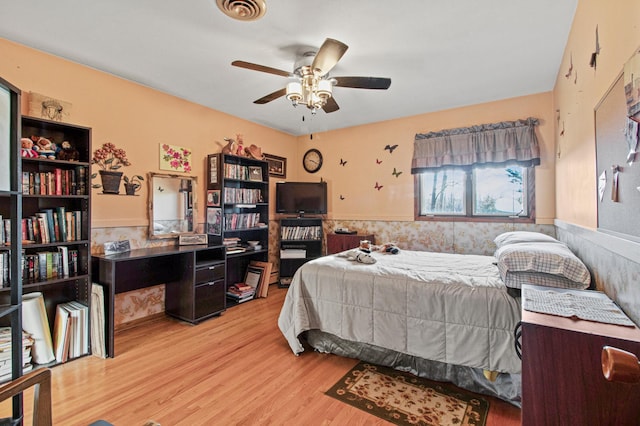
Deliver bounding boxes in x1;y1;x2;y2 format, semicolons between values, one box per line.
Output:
521;285;640;425
326;233;375;254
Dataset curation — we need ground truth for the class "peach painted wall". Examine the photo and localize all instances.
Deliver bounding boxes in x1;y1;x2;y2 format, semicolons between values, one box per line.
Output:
292;93;556;224
0;38;297;230
553;0;640;228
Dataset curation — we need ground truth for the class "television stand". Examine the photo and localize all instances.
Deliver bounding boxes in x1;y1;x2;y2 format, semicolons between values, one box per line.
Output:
279;217;323;287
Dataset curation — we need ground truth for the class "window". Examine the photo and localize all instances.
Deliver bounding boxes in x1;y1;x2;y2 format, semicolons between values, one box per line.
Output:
418;164;532;219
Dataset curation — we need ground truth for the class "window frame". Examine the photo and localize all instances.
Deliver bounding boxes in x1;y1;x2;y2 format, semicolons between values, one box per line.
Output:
414;165;536;223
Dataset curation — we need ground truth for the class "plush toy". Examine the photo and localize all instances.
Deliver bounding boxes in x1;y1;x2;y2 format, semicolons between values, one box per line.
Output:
221;138;237;155
57;141;80;161
340;248;377;264
372;242;400;254
32;136;56;159
21;138;38;158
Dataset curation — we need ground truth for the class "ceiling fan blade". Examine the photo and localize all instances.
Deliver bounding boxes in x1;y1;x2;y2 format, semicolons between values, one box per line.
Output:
232;60;292;78
311;38;348;76
254;88;287;104
333;76;392;90
322;96;339;113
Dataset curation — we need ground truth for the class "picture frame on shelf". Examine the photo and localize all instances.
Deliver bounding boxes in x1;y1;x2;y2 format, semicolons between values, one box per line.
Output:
207;189;220;207
178;234;208;245
208;155;219;184
207;207;222;236
104;240;131;255
264;153;287;178
248;166;263;182
249;260;272;298
244;263;264;291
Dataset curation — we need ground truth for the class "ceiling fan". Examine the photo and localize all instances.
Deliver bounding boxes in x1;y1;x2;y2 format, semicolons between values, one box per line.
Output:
232;38;391;114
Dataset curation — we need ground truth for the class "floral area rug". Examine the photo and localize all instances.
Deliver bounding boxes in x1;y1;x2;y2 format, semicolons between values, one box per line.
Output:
325;362;489;426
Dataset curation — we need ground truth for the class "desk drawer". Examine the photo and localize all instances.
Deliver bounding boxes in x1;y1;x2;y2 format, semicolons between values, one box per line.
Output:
195;263;225;284
195;279;225;319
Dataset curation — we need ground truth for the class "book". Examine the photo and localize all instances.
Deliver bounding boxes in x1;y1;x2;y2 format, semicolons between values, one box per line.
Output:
56;207;67;242
66;301;89;356
58;246;69;278
43;209;56;243
53;304;72;363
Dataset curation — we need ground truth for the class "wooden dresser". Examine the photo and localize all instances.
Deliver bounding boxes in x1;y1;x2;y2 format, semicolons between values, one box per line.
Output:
521;285;640;425
326;233;375;254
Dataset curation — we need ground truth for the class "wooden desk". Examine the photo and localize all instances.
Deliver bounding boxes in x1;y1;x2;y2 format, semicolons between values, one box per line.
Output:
521;285;640;425
92;244;225;357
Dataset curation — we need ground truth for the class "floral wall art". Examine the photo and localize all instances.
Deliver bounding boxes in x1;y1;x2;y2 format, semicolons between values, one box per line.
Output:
159;143;192;173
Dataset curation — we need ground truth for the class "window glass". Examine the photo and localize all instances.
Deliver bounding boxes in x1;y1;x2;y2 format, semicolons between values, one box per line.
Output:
419;168;466;215
473;165;526;216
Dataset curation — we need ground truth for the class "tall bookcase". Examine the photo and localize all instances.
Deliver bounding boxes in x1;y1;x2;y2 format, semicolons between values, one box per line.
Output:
0;76;24;421
279;217;323;287
10;116;92;365
206;153;269;304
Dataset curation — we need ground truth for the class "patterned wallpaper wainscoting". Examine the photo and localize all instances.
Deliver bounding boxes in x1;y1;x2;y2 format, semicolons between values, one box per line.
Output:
95;220;555;326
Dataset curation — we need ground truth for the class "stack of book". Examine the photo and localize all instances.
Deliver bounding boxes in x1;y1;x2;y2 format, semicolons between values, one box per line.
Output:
0;328;34;383
53;301;89;363
226;283;255;303
223;237;246;254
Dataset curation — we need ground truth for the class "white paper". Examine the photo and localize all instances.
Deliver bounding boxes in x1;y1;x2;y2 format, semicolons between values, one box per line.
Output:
22;292;55;364
598;170;606;202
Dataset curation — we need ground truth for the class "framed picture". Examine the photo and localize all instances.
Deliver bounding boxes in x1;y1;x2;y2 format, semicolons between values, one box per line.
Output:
208;155;219;184
104;240;131;255
248;166;263;182
207;189;221;207
159;143;192;173
206;207;222;236
244;264;263;290
178;234;208;245
249;260;272;298
264;153;287;178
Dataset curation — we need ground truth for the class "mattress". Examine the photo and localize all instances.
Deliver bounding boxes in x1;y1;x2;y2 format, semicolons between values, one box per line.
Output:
277;249;522;374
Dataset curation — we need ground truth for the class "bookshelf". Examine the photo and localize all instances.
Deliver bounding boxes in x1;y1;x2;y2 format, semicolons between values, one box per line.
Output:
2;115;92;369
206;153;269;305
279;217;323;287
0;76;24;421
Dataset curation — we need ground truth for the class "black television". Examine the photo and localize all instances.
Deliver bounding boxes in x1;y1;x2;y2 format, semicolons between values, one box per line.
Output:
276;181;327;215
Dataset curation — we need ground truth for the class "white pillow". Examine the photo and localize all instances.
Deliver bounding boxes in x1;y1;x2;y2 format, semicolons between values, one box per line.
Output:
495;241;590;289
494;231;559;248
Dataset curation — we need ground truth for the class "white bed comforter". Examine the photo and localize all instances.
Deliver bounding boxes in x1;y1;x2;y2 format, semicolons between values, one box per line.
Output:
278;250;522;374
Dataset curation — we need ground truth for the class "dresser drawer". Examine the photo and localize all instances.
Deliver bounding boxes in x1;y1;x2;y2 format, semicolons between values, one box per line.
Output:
195;279;225;319
195;262;225;284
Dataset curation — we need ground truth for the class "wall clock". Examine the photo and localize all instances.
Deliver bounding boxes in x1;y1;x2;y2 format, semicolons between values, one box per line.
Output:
303;148;323;173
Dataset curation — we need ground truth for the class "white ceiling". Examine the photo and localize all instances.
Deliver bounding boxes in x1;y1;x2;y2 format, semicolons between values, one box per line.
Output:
0;0;577;136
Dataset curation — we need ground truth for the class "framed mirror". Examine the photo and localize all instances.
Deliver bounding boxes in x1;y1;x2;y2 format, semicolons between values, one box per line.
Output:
148;172;197;239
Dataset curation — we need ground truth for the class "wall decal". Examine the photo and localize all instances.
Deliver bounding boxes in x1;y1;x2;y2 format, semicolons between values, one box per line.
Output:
384;144;398;154
374;182;383;191
565;53;573;79
376;159;382;164
340;195;345;200
340;158;347;166
589;25;600;69
574;69;578;85
392;167;402;177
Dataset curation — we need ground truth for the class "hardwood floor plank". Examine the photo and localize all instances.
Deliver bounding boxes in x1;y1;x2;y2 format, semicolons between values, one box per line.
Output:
0;286;521;425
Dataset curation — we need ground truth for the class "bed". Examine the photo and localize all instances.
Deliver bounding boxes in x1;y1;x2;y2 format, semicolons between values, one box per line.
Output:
277;232;591;406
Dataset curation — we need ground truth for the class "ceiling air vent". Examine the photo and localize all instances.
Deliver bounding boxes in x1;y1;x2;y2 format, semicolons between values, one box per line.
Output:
216;0;266;21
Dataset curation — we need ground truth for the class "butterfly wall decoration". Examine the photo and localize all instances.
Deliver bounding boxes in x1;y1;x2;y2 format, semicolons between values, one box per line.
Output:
384;144;398;154
339;195;345;200
340;158;347;166
376;159;382;164
374;182;383;191
392;168;402;177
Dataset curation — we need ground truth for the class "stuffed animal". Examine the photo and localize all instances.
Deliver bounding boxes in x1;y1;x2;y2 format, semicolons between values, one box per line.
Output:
21;138;38;158
32;136;56;159
57;141;80;161
221;138;237;155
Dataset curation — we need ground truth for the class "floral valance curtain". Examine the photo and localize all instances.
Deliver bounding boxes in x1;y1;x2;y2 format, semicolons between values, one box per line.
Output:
411;117;541;173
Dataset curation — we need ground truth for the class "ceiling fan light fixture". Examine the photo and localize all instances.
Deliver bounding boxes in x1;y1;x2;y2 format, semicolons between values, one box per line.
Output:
316;79;333;100
286;81;302;106
216;0;266;21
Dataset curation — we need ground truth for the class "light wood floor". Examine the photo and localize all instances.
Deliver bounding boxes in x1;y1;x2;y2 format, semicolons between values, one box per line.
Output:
2;286;521;425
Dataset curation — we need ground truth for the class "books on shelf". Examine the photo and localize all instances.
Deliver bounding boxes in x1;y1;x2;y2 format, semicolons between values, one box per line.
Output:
53;301;89;362
281;225;322;240
20;166;86;196
223;212;261;231
19;209;82;244
0;328;34;384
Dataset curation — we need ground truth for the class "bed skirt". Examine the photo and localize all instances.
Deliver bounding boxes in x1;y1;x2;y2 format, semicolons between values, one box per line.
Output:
305;329;522;407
